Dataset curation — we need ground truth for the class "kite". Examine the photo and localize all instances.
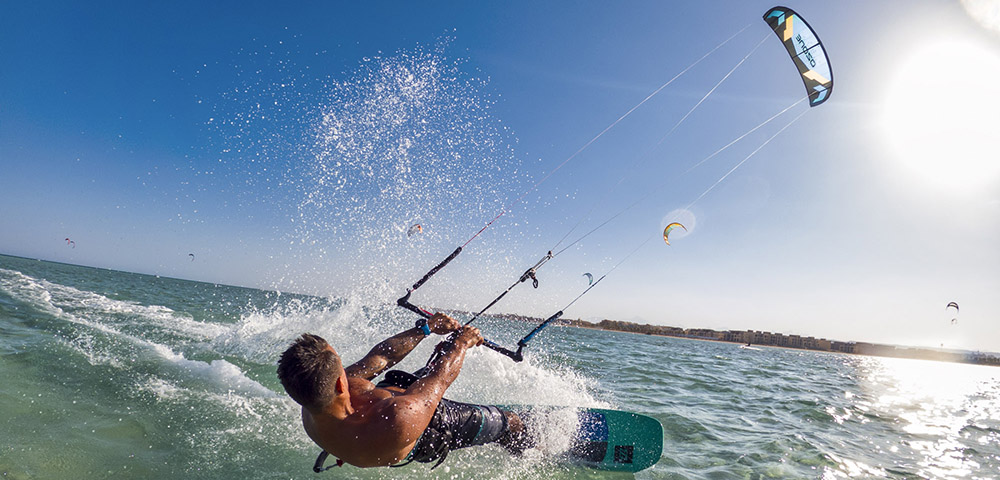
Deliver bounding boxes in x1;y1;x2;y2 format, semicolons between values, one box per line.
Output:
946;302;959;313
763;6;834;107
407;224;423;237
582;273;594;286
188;253;195;262
662;222;687;245
65;238;76;248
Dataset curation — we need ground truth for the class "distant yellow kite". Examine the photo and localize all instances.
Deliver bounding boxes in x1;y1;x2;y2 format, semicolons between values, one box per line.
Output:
662;222;686;245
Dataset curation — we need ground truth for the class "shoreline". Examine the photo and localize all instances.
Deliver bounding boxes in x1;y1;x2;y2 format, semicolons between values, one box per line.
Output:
554;318;1000;367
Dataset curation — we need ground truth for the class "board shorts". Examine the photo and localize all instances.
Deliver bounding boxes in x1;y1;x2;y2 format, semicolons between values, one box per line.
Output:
406;398;509;466
378;370;509;468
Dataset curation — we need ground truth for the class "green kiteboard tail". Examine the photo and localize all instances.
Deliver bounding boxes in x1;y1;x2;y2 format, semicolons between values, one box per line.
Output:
503;406;662;473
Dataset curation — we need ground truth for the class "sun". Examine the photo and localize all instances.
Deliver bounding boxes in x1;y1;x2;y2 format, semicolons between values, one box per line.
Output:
880;38;1000;192
962;0;1000;36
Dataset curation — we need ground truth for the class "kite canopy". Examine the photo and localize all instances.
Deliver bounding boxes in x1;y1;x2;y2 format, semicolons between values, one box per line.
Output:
662;222;687;245
582;272;594;286
407;224;423;237
763;6;834;107
946;302;959;325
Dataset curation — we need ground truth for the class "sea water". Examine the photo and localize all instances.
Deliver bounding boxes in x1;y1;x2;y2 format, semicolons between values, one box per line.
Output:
2;253;998;480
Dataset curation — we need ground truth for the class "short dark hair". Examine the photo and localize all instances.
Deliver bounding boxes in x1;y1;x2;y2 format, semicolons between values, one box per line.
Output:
277;333;343;409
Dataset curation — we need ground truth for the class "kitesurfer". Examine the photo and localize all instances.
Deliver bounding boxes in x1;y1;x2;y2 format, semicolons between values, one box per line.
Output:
277;313;531;469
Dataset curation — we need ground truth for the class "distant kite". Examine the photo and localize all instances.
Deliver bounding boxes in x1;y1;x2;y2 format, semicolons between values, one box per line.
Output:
946;302;959;313
188;253;195;262
582;273;594;286
407;224;423;237
662;222;687;246
65;238;76;248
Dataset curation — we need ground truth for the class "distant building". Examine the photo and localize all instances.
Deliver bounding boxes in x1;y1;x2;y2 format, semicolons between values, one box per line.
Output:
831;341;855;353
550;315;999;367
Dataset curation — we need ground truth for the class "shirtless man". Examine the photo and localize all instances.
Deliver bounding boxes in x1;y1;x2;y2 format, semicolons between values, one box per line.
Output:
276;313;529;468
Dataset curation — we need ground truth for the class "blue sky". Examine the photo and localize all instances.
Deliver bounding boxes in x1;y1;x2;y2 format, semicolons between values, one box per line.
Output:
3;1;999;352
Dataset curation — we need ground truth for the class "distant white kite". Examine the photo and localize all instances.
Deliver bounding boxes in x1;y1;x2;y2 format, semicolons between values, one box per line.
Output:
946;301;959;325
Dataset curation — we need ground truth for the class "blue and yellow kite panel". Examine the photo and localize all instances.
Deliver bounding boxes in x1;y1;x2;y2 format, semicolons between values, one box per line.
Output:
764;6;834;107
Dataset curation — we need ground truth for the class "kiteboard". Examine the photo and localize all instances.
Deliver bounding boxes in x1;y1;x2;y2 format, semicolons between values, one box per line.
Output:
503;406;662;472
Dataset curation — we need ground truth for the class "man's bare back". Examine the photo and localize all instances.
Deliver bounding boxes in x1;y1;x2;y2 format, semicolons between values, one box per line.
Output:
302;377;424;466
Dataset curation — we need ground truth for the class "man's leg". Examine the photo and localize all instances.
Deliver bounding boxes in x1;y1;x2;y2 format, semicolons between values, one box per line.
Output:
497;410;533;455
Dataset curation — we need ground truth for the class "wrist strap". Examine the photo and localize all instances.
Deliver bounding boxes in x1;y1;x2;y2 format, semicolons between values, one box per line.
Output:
415;319;432;336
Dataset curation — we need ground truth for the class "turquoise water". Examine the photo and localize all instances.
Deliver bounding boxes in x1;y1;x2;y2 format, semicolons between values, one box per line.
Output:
2;253;999;479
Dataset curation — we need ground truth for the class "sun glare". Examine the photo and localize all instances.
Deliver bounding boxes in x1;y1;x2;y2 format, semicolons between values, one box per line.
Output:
962;0;1000;36
881;38;1000;192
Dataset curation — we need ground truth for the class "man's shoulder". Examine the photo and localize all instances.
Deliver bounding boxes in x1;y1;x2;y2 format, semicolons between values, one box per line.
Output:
347;377;403;408
347;376;376;389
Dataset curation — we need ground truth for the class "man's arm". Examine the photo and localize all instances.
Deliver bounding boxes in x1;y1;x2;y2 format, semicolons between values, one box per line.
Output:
402;326;482;401
350;326;484;462
345;313;460;381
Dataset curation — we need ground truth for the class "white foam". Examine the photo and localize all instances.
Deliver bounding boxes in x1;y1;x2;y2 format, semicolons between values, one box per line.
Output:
0;268;226;340
1;268;276;403
149;343;275;398
446;347;607;409
210;294;389;364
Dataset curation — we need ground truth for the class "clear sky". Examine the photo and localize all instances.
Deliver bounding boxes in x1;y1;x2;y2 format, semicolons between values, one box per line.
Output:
2;1;999;352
